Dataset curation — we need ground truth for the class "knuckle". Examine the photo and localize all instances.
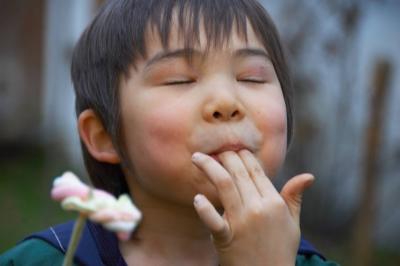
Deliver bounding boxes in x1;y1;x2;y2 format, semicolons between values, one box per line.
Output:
216;176;233;190
248;203;267;218
270;197;287;210
233;168;248;179
250;165;264;177
212;223;232;247
214;222;227;235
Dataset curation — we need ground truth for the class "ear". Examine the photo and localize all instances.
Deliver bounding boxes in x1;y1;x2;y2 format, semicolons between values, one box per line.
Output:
78;109;121;164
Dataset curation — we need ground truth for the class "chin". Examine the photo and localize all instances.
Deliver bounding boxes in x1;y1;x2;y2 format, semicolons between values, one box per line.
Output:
189;168;222;206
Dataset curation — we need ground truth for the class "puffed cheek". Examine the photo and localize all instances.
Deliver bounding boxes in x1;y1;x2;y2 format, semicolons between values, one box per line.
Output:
134;113;187;162
259;141;287;177
256;117;287;176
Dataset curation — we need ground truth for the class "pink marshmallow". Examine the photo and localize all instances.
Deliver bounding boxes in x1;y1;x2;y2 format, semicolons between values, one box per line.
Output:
51;185;90;201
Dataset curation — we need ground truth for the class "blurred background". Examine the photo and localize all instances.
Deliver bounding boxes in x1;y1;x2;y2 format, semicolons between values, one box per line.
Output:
0;0;399;265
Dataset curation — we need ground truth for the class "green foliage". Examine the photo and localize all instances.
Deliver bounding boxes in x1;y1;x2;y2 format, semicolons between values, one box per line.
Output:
0;145;74;252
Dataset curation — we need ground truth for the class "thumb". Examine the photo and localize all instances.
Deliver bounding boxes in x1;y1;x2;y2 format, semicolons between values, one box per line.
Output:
280;173;314;225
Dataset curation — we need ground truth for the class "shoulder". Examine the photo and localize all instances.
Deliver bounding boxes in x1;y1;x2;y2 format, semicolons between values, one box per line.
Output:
296;238;340;266
296;254;340;266
0;238;65;266
0;221;106;266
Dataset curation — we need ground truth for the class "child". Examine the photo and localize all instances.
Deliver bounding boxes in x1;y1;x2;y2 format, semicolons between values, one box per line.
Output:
1;0;338;265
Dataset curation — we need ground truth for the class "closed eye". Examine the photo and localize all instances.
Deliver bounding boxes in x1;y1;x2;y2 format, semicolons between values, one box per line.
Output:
163;80;195;86
238;78;266;84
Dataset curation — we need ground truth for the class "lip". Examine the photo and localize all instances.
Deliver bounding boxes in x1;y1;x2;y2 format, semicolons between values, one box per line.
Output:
207;143;250;163
208;143;250;156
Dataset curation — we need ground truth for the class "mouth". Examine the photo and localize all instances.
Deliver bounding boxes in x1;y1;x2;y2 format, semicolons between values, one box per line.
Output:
208;143;251;161
209;143;249;154
191;122;262;163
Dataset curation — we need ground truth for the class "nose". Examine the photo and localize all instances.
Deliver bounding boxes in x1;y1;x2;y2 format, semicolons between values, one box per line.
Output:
202;94;245;123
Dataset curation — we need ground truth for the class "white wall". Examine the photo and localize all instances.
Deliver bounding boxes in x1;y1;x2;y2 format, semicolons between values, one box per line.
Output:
42;0;95;167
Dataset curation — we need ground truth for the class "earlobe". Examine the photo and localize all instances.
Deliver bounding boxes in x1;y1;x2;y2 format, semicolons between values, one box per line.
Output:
78;109;121;164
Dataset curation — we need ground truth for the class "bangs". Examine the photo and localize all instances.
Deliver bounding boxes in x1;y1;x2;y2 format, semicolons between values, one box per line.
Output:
148;0;249;55
92;0;275;71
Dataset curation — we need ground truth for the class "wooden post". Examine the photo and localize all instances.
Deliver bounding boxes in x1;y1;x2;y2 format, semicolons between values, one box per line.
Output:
351;60;392;266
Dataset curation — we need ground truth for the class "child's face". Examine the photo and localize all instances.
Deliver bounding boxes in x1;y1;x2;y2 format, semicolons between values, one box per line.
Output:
119;23;287;207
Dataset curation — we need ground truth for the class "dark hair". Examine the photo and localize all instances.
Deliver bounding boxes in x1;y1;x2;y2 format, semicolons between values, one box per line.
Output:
71;0;293;196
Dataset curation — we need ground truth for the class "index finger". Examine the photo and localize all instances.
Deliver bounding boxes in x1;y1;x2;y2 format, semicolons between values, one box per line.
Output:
192;152;242;214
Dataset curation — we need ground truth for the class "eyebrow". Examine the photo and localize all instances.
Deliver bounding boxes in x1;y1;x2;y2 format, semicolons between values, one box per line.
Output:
234;48;271;61
144;48;199;70
144;47;271;70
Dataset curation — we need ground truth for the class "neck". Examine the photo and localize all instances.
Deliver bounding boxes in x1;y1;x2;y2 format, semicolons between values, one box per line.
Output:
119;179;218;265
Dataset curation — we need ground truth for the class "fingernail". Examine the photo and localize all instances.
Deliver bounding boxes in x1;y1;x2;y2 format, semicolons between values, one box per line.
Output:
192;152;202;162
193;194;203;206
305;175;315;186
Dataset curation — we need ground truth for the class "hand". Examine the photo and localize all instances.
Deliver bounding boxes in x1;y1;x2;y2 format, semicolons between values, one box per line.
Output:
191;150;314;266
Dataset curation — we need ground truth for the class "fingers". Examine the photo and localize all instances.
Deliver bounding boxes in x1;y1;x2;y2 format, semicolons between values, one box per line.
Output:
193;150;277;209
237;149;277;197
280;173;314;224
218;151;261;205
193;194;231;243
192;149;314;229
191;152;242;213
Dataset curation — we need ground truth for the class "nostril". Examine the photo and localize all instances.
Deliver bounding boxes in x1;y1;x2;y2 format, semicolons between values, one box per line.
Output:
213;112;222;119
231;110;239;117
